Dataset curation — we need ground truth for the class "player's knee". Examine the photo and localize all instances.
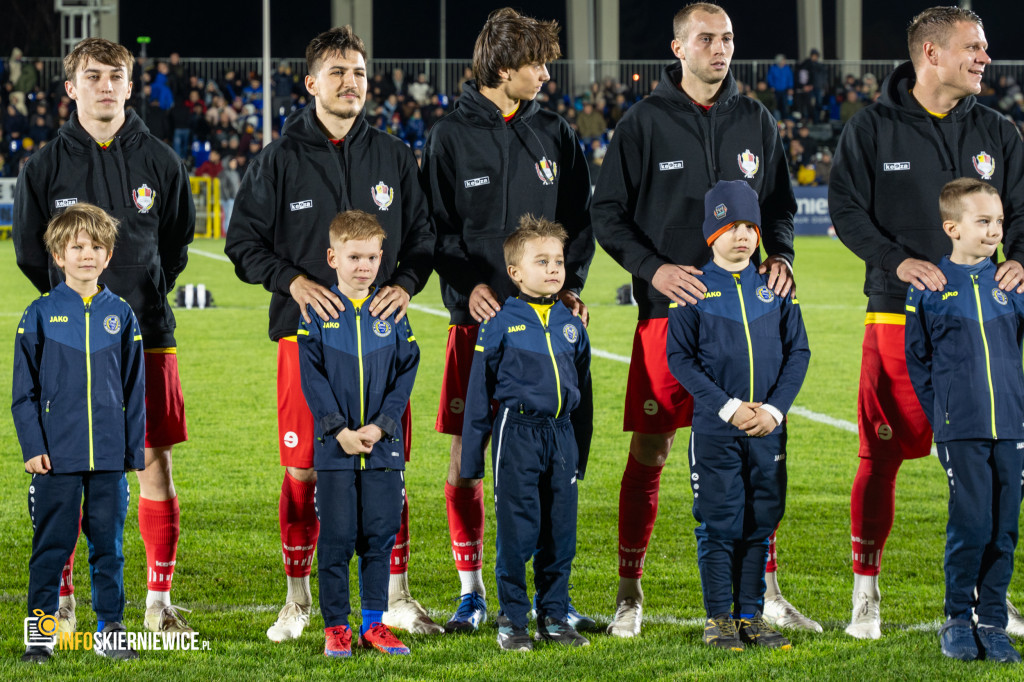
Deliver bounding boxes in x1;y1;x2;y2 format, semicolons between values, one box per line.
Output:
630;431;675;467
286;466;317;483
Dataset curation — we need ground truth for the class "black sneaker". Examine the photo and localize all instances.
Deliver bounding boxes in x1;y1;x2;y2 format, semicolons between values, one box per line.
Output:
976;625;1022;663
737;613;792;649
534;617;590;646
496;616;533;651
20;645;52;664
93;622;139;660
703;614;744;651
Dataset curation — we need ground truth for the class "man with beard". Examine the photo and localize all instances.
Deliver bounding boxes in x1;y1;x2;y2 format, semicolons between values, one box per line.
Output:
225;26;440;643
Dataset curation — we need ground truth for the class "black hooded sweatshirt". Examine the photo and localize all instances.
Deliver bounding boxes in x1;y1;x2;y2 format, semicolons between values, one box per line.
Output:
14;109;195;348
422;80;594;325
225;102;435;342
830;61;1024;314
591;62;796;321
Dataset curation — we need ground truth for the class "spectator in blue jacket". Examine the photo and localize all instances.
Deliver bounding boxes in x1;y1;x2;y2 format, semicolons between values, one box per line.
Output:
765;54;794;119
905;178;1024;665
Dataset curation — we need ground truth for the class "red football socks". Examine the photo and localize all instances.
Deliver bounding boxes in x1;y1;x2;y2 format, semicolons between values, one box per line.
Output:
617;453;663;579
138;496;180;591
445;482;484;571
279;472;319;578
850;457;902;576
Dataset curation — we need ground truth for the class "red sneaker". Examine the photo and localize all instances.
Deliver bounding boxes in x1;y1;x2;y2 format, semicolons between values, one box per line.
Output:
324;625;353;658
358;623;410;655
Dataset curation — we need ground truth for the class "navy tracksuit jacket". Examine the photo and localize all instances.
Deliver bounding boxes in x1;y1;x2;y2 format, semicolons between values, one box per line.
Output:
297;287;417;625
461;296;592;627
12;283;145;623
667;260;809;617
905;257;1024;627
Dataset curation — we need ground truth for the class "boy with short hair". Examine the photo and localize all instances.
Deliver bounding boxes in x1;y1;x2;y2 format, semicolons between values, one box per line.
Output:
297;210;419;658
666;180;810;651
461;215;593;651
905;178;1024;664
13;203;146;663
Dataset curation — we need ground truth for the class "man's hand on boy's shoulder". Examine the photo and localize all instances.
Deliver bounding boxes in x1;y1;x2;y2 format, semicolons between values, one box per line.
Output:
558;290;589;327
898;258;946;292
369;285;410;321
759;255;794;297
995;259;1024;293
469;283;501;322
25;454;51;474
652;263;705;306
290;275;345;323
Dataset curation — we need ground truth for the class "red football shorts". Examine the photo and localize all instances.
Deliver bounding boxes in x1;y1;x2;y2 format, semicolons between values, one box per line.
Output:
144;349;188;448
623;318;694;434
857;314;932;461
277;337;413;468
435;324;479;436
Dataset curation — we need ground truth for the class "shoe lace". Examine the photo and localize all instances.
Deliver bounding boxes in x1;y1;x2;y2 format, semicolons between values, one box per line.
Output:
366;623;403;647
326;625;352;648
713;617;739;638
454;593;483;619
160;604;193;627
279;601;307;620
853;592;879;618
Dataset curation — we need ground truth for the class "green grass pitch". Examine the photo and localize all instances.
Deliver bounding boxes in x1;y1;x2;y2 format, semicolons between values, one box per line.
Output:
1;236;1021;680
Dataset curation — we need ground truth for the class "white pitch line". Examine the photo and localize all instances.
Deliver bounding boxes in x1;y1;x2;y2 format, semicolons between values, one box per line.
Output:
193;279;858;436
789;406;858;434
189;247;233;263
407;303;860;435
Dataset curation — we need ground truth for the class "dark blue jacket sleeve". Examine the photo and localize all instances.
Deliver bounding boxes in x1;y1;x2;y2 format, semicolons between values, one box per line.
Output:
666;304;734;414
764;294;811;413
11;303;46;461
297;313;347;439
460;318;503;479
369;317;420;438
121;306;146;470
571;324;593;480
904;286;936;430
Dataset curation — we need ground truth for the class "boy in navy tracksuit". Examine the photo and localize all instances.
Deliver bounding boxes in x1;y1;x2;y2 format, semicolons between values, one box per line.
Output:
905;178;1024;665
666;180;810;651
461;215;593;651
297;210;418;658
12;204;145;663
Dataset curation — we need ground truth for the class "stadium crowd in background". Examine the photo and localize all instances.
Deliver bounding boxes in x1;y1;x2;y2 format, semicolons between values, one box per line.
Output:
3;43;1024;183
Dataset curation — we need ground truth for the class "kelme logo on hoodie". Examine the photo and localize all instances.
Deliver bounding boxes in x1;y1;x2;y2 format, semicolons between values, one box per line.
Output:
55;198;78;208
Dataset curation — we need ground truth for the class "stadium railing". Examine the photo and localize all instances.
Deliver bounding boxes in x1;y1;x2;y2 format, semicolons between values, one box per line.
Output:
27;57;1024;100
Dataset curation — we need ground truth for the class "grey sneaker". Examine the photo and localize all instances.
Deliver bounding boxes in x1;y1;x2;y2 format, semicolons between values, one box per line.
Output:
496;616;533;651
20;645;53;664
93;622;139;660
703;614;744;651
534;617;590;646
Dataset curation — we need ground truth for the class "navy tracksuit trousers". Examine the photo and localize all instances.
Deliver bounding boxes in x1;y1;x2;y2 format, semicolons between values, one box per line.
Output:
938;440;1024;628
492;411;578;629
687;430;787;618
314;468;404;628
27;471;129;622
